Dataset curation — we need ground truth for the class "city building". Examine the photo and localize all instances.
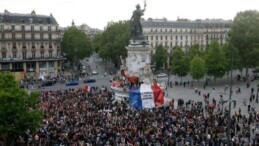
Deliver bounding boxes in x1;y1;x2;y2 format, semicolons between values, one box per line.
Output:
60;21;102;41
0;10;66;80
142;18;232;55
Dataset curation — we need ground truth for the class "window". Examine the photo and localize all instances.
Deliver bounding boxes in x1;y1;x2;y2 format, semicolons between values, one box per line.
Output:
165;36;167;40
21;25;25;31
155;29;157;32
176;36;178;40
13;52;17;58
22;52;27;59
22;33;25;40
31;33;34;40
49;42;52;48
11;25;15;31
181;36;183;40
160;29;162;32
1;33;4;39
49;51;52;58
56;26;58;31
151;36;153;40
31;26;34;31
171;36;173;40
170;42;172;48
160;36;163;40
12;42;16;49
156;36;158;40
151;29;153;32
22;43;26;49
40;33;43;39
40;52;44;58
12;33;15;40
48;26;51;31
40;26;43;31
0;25;4;31
32;42;35;49
146;36;148;40
2;53;6;58
40;42;44;48
32;52;35;59
48;34;52;40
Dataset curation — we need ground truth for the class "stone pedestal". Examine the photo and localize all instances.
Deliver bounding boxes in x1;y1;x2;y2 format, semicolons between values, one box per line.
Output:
125;44;152;84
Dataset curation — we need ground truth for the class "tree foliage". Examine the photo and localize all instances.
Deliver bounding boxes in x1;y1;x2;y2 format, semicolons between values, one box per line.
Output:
151;44;168;70
189;55;206;81
0;72;42;145
222;43;242;72
229;10;259;69
187;44;204;61
97;21;130;67
61;26;93;63
205;40;227;79
170;46;189;79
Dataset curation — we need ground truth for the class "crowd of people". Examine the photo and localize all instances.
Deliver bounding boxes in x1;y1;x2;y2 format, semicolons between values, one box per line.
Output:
11;81;258;146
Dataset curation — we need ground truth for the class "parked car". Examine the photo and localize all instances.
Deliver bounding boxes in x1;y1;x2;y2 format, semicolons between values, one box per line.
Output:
83;78;96;83
157;73;167;78
41;80;56;86
92;70;98;75
65;81;79;86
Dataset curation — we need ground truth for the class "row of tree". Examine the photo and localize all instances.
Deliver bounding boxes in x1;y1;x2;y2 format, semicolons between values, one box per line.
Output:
152;41;240;83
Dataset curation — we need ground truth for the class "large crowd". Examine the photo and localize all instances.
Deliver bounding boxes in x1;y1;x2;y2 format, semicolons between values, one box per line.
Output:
11;81;258;146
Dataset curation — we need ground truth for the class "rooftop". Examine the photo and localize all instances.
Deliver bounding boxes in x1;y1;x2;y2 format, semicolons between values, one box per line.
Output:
0;10;58;25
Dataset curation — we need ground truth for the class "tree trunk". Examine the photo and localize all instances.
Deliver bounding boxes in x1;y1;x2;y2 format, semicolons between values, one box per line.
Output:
1;134;8;146
245;67;249;79
180;76;182;84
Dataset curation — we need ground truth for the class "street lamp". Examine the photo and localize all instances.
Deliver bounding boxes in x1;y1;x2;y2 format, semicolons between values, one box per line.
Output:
256;84;259;103
227;49;234;145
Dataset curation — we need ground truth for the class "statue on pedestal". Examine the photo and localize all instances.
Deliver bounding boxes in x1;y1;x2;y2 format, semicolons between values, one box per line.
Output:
130;0;148;45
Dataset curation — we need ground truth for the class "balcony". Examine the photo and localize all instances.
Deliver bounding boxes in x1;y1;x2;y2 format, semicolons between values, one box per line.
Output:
0;56;66;63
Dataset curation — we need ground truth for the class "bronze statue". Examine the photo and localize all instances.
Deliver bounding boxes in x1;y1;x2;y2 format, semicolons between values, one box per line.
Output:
130;1;146;42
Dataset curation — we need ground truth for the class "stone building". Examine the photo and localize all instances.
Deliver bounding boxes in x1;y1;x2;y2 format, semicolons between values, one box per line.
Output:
0;10;65;80
142;18;232;55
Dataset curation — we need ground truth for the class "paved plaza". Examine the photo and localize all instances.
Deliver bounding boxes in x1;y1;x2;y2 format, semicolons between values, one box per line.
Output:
160;69;259;116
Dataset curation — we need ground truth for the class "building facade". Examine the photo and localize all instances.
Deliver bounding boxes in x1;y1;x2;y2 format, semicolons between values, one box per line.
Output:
0;10;65;80
142;18;232;55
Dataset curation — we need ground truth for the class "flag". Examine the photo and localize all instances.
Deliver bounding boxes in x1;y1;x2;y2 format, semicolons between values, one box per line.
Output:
151;81;164;106
84;85;91;92
140;84;155;108
129;87;142;108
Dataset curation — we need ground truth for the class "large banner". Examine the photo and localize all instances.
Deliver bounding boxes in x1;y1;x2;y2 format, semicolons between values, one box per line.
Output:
140;84;155;108
129;87;142;108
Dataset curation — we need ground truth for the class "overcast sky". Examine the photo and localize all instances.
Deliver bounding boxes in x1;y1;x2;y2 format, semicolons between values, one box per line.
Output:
1;0;258;29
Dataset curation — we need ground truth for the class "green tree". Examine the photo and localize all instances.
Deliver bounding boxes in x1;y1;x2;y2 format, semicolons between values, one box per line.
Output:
151;44;168;70
187;44;204;61
98;21;130;68
189;55;206;81
61;26;93;63
205;40;227;81
222;43;242;73
229;10;259;76
91;33;102;53
170;46;189;82
0;72;42;146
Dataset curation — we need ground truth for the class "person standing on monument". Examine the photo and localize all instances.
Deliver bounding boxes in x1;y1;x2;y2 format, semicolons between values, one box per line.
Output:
130;1;146;39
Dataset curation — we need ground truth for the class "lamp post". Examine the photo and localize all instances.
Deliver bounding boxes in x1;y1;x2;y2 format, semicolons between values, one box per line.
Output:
256;84;259;103
227;49;234;146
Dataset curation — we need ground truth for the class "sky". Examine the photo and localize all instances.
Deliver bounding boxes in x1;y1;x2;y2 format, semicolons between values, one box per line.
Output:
1;0;258;30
